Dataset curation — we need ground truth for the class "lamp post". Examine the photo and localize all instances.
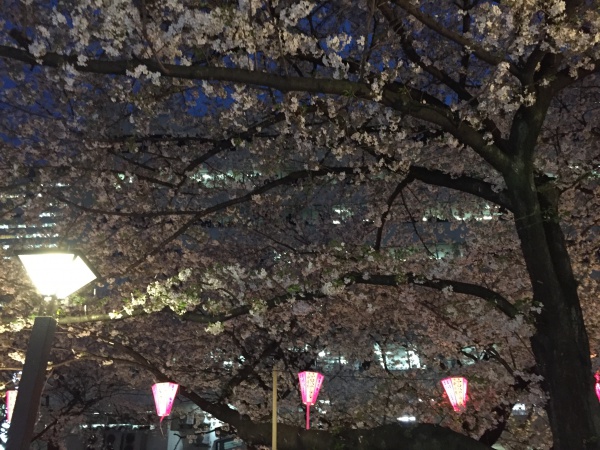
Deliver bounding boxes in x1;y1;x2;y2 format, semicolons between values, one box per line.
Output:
272;370;278;450
7;250;97;450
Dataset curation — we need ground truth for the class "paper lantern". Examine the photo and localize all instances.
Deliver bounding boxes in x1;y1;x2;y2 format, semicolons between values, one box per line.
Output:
5;390;17;423
595;373;600;402
441;377;468;412
152;382;178;422
298;371;324;429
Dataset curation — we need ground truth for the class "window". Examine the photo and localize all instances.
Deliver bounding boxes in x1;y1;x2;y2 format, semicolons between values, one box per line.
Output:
374;344;421;370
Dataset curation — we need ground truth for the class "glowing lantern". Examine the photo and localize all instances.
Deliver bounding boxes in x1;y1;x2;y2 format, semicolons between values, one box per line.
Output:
595;373;600;402
5;390;17;423
152;382;178;422
18;251;97;299
441;377;468;412
298;371;324;430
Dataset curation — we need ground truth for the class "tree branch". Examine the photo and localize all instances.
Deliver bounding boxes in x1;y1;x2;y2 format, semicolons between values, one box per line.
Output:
99;339;494;450
121;166;360;272
408;165;512;211
349;272;519;319
385;0;518;76
374;175;415;250
381;87;512;172
0;44;513;173
378;4;473;102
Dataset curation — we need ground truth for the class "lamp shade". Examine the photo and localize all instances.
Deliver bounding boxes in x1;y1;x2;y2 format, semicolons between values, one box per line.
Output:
18;251;97;299
152;382;178;421
5;390;17;423
298;371;324;406
298;371;324;430
595;373;600;402
441;377;468;412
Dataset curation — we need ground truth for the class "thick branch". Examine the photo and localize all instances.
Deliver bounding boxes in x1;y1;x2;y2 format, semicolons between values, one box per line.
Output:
103;341;493;450
0;45;373;97
49;268;519;328
57;311;147;324
408;165;512;211
549;61;600;93
380;89;511;171
0;44;512;173
363;144;512;209
350;272;519;319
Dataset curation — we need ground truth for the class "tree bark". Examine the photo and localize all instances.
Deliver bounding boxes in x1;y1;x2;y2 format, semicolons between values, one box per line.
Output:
504;167;600;449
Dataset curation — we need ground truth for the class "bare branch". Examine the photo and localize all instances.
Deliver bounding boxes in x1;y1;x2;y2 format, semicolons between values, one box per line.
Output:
374;174;415;250
385;0;518;76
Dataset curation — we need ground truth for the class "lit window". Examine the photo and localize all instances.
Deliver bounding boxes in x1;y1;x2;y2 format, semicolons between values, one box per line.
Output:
374;344;421;370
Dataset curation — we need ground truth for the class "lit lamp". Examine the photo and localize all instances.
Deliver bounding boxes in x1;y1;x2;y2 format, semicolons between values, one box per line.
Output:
298;371;324;430
5;390;17;423
152;382;179;422
595;373;600;402
441;376;468;412
7;250;97;450
17;252;97;300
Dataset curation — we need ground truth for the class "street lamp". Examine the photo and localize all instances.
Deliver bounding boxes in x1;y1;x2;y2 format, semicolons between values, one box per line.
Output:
17;251;97;300
7;250;97;450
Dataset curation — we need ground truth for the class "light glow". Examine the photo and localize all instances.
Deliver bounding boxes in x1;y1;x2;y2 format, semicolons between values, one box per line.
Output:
397;415;416;422
152;382;178;421
18;251;97;299
441;377;468;412
298;371;324;429
5;390;17;423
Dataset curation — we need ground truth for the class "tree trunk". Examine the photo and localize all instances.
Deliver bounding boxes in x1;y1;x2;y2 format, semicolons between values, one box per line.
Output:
505;169;600;449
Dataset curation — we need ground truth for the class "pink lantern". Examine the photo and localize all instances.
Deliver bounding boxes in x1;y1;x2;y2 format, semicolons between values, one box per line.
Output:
441;377;468;412
5;390;17;423
152;382;179;422
595;373;600;402
298;371;324;430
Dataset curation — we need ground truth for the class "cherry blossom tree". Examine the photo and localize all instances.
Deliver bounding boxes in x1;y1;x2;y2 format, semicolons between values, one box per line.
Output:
0;0;600;449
